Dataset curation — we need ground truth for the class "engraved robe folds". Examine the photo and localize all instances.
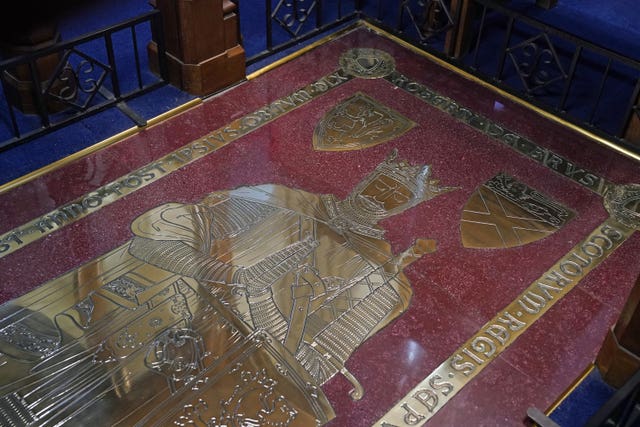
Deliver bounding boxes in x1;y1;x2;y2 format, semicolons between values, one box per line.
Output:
128;183;414;387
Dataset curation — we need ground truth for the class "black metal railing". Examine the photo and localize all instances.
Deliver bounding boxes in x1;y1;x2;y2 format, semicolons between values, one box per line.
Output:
238;0;640;156
458;0;640;154
0;10;168;151
359;0;640;156
239;0;361;66
2;1;638;157
585;368;640;427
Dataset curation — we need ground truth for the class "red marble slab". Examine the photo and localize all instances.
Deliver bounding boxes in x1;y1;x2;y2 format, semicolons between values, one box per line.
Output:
0;26;638;426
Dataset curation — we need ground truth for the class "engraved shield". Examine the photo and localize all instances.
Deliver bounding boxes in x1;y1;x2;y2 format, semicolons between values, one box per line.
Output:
313;92;415;151
460;173;574;249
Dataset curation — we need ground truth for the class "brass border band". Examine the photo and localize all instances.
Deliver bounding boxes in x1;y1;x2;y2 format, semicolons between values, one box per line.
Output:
384;71;612;196
375;218;636;426
0;70;353;259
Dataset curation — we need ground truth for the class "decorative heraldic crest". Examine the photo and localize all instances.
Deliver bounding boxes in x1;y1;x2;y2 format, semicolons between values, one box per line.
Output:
460;173;574;249
0;150;456;426
313;92;416;151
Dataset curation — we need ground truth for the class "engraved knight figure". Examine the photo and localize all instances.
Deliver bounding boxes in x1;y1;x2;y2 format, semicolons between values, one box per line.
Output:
128;149;457;397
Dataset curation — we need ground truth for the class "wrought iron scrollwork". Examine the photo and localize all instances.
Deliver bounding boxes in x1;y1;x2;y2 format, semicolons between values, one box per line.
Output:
272;0;318;37
506;33;567;94
400;0;454;43
44;47;111;111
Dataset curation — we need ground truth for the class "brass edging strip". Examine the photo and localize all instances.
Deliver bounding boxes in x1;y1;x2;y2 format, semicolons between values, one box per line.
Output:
247;22;362;80
375;219;635;426
545;363;595;416
361;21;640;164
0;98;203;195
384;71;611;196
0;71;353;258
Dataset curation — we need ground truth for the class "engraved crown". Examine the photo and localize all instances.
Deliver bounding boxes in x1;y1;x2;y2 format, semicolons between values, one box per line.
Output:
341;149;457;223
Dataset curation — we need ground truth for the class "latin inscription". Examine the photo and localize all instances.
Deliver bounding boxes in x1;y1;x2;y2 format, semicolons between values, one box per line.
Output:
0;70;352;257
375;220;633;426
385;71;608;195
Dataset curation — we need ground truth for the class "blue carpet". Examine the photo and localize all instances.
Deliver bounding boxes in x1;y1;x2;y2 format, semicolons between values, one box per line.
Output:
0;1;638;187
549;368;616;427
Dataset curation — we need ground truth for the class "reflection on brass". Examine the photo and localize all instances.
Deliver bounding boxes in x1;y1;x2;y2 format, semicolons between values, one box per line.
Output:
460;173;574;249
313;92;416;151
339;48;396;79
0;69;353;259
375;218;635;426
0;151;456;425
604;183;640;230
0;248;334;426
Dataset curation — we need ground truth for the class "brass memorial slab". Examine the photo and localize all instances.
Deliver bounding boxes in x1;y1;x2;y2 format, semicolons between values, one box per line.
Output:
0;151;457;426
313;92;416;151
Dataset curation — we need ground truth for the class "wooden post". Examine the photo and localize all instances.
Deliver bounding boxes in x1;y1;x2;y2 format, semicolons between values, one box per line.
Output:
444;0;476;58
147;0;245;96
596;274;640;388
0;11;71;114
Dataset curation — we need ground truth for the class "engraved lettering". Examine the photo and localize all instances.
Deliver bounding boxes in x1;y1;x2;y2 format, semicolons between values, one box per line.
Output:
205;131;226;143
581;242;604;258
178;147;193;160
486;123;504;137
536;281;563;299
545;271;572;287
450;354;475;376
529;146;546;162
34;217;57;232
82;194;102;209
501;133;519;146
471;336;496;357
405;82;421;93
590;234;613;250
401;402;426;425
429;375;454;396
413;389;438;412
578;173;599;188
140;169;156;182
518;291;548;314
601;225;623;242
560;260;583;276
544;153;564;170
122;175;143;189
461;347;485;364
563;162;586;179
568;252;592;268
62;203;86;219
485;324;509;345
223;126;240;138
311;81;328;91
496;311;526;331
324;71;349;87
191;141;210;155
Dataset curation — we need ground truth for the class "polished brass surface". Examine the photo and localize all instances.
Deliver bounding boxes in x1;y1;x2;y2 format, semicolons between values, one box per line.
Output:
339;48;396;79
384;71;612;196
461;173;574;249
0;152;456;425
313;92;416;151
0;70;353;259
375;218;636;426
603;183;640;230
2;45;620;259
